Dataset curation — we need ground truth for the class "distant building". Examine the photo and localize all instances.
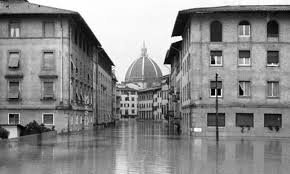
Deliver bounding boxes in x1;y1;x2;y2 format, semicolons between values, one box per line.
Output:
125;43;162;89
138;75;169;121
0;0;114;133
117;85;138;118
165;5;290;137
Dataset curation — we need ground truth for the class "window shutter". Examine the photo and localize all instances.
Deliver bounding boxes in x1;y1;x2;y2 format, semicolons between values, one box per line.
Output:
236;113;253;127
210;51;222;57
267;51;279;64
8;82;19;99
239;51;250;58
210;81;222;89
43;114;53;125
43;52;54;69
8;52;20;68
44;82;54;98
44;22;54;37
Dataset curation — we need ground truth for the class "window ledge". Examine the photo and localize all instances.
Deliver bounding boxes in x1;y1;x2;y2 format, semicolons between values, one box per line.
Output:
40;98;56;101
238;96;251;98
266;97;279;99
238;65;251;67
5;72;24;79
210;65;223;67
266;65;279;67
39;71;58;79
7;98;22;101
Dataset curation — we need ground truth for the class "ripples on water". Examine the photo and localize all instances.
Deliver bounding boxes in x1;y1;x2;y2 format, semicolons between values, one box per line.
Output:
0;120;289;174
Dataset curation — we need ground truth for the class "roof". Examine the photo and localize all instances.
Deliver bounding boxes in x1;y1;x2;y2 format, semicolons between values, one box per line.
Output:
117;86;137;92
172;5;290;36
125;44;162;83
138;86;161;93
0;0;117;65
164;41;182;64
0;0;76;15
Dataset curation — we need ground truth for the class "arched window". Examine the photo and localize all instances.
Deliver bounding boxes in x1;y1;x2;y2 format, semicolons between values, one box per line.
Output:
238;21;250;37
267;20;279;37
210;21;222;42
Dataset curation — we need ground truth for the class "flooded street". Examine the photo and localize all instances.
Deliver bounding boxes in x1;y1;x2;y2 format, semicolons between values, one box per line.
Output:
0;120;290;174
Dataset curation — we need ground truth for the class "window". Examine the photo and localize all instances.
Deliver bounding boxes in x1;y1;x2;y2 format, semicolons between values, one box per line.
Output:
210;51;222;66
267;20;279;38
43;51;54;69
120;103;123;107
238;21;250;37
267;51;279;66
210;21;222;42
132;110;135;114
43;21;55;37
8;81;20;99
236;113;254;127
9;21;20;37
131;97;134;101
125;109;128;115
264;114;282;127
207;113;225;127
210;81;222;97
238;50;250;66
43;81;54;99
125;97;129;101
42;113;54;125
267;81;279;97
8;113;20;124
132;104;135;107
238;81;251;97
8;52;20;69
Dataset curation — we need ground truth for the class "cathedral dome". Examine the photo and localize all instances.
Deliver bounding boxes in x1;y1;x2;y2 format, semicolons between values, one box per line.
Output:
125;43;162;83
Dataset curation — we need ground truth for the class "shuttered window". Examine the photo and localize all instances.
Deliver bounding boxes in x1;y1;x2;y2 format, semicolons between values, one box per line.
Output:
238;50;250;66
267;20;279;38
236;113;254;127
9;21;20;37
43;22;54;37
8;52;20;68
43;51;54;69
210;81;222;97
207;113;225;127
210;21;222;42
267;51;279;66
8;81;20;99
43;82;54;99
43;114;54;125
9;113;20;124
264;114;282;127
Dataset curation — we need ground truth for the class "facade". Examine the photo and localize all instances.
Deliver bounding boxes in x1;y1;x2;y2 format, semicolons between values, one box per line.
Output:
165;5;290;137
0;0;114;133
97;51;115;125
125;43;162;89
117;85;138;118
138;76;169;121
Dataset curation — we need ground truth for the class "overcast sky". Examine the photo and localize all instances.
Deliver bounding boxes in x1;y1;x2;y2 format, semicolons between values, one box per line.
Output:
30;0;290;82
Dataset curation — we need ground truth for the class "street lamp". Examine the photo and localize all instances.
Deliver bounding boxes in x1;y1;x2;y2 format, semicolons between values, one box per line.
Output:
215;73;220;142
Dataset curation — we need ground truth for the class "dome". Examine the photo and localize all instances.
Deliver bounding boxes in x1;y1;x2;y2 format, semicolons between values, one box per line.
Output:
125;43;162;83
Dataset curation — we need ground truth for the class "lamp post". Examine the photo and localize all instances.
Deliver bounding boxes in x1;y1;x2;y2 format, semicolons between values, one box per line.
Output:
215;73;219;142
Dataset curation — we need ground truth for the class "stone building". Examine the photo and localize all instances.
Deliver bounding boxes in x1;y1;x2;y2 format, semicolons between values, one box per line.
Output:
138;75;169;121
117;85;138;118
125;43;162;89
165;5;290;137
0;0;114;132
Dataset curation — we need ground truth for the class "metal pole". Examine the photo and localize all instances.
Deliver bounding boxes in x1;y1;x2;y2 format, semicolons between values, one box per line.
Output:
215;73;219;141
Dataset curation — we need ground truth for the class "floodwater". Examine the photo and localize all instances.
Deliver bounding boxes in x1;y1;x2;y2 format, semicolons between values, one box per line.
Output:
0;120;290;174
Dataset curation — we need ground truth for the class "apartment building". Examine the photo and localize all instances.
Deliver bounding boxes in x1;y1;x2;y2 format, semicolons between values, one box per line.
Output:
117;85;138;118
165;5;290;137
0;0;114;132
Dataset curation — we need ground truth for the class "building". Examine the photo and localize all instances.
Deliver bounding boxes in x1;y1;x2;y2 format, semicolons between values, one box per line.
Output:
117;85;138;118
138;75;169;121
0;0;114;133
165;5;290;137
97;51;115;125
125;43;162;89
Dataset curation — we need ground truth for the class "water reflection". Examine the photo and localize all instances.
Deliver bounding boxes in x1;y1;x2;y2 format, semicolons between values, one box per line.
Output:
0;120;289;174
